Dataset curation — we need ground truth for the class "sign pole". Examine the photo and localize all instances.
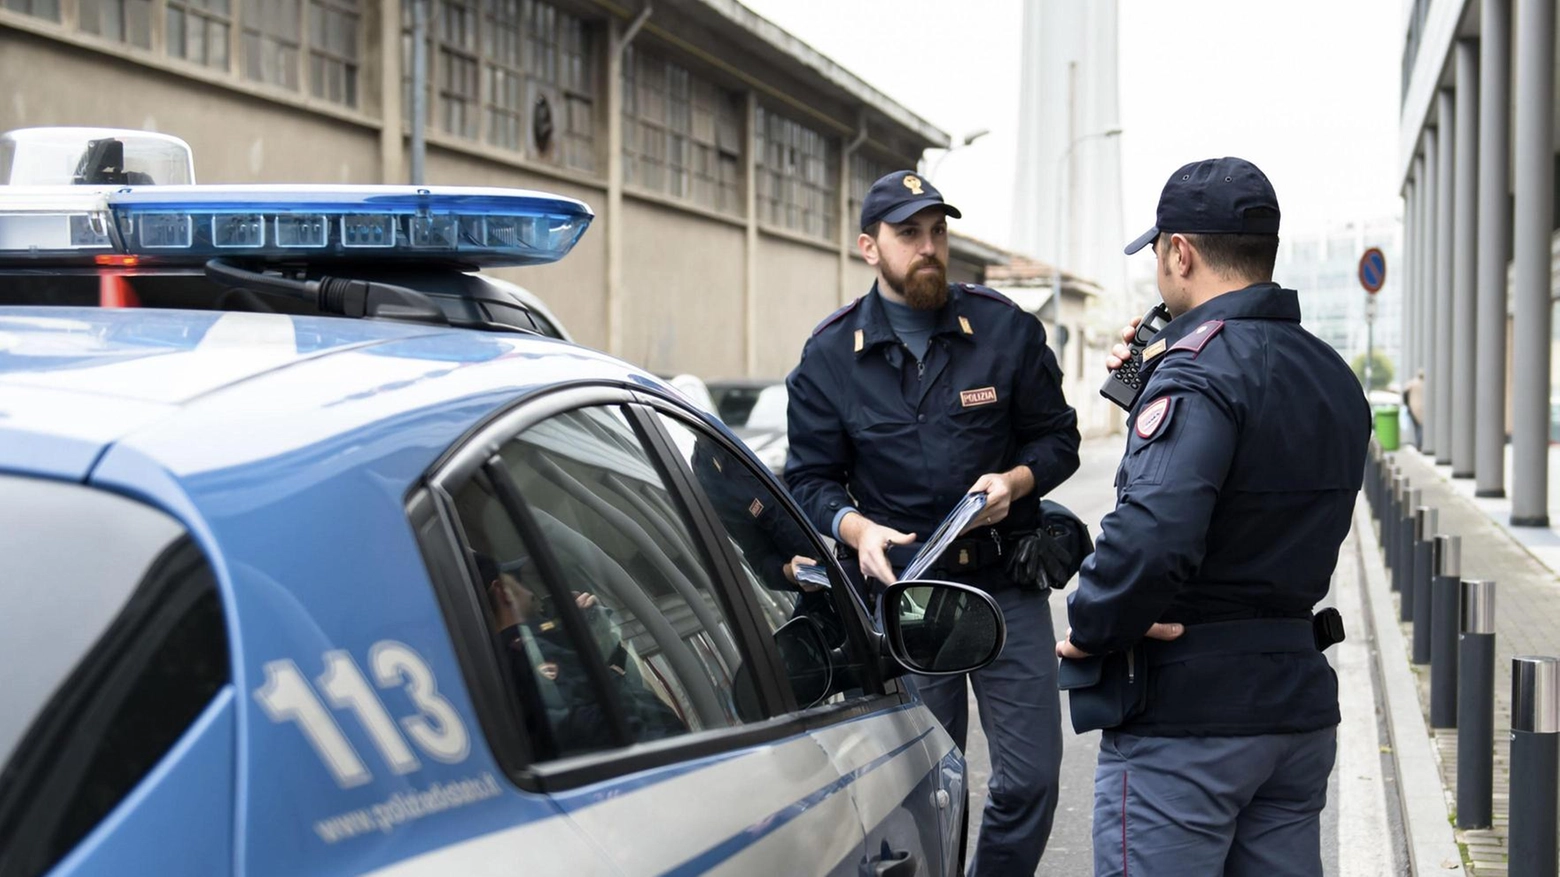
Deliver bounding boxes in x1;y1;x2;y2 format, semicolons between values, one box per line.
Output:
1359;246;1388;392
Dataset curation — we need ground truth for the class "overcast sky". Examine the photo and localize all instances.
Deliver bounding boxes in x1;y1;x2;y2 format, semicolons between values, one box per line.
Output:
740;0;1405;260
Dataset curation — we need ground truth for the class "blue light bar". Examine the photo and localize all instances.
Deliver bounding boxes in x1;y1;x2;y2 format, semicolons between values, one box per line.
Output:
101;185;593;267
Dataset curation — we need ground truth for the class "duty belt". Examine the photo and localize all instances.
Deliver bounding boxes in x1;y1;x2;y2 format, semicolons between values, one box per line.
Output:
882;527;1006;577
1143;618;1317;666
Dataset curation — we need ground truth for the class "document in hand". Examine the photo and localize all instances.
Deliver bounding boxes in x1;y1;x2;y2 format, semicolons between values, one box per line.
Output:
791;562;832;590
899;491;989;581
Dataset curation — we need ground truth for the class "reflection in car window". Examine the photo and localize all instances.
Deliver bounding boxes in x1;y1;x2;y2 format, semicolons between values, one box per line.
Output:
657;414;866;707
0;537;228;877
450;405;762;762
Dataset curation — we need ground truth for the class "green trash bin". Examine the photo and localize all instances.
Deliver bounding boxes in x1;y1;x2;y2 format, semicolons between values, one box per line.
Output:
1373;404;1400;451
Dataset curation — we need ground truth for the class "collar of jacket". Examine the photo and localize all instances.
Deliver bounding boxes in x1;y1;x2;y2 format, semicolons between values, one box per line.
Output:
1151;282;1302;349
852;281;976;360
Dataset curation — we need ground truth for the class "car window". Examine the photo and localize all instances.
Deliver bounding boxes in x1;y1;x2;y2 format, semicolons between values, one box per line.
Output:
656;413;869;709
0;478;228;877
744;385;788;431
447;404;764;763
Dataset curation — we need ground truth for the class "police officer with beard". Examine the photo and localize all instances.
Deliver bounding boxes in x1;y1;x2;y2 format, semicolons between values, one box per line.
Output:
785;169;1081;875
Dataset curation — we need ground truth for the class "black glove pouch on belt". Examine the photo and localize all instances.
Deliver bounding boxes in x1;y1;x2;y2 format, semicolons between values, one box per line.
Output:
1007;499;1095;591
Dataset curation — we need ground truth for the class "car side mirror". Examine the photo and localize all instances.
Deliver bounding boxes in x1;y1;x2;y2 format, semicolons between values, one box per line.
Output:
773;614;834;708
878;580;1005;676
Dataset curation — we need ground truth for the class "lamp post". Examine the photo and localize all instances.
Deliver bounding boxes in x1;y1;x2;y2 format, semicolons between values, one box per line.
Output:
1049;127;1123;354
925;129;991;182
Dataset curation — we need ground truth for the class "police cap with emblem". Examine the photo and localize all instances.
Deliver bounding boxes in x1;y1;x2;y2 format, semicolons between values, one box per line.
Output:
860;170;963;231
1123;157;1280;255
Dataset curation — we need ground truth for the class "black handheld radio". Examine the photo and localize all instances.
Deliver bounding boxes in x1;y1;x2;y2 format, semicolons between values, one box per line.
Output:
1099;302;1173;411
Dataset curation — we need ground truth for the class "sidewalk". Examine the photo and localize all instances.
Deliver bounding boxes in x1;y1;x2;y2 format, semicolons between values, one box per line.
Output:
1369;445;1560;876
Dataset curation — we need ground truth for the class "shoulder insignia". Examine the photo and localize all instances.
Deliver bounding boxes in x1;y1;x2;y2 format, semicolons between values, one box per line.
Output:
959;315;974;335
1169;320;1225;357
959;284;1022;310
1142;339;1168;362
1135;396;1173;441
811;298;862;337
854;329;864;352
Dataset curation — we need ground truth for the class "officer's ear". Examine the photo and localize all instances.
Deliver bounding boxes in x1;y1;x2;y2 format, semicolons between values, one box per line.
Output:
1167;233;1196;279
858;228;882;266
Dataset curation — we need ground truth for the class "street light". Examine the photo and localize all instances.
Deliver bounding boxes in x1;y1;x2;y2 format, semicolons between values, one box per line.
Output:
1048;127;1123;354
925;128;991;181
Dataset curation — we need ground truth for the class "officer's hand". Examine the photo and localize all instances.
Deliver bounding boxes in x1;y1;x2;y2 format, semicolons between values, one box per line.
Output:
1055;622;1184;659
1055;629;1089;659
1106;317;1143;370
783;555;824;592
967;472;1014;528
842;514;915;585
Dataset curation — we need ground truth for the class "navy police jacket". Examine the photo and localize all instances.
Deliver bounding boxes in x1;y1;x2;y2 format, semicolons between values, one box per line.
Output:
1068;283;1371;736
784;282;1080;562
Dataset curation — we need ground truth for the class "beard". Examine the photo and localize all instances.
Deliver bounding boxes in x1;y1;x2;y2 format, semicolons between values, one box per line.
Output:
884;256;948;310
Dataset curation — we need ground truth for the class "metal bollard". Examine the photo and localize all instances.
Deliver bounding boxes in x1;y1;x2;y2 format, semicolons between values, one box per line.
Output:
1386;474;1404;568
1394;488;1419;594
1412;526;1438;665
1430;534;1462;728
1509;656;1560;877
1406;506;1436;625
1457;580;1497;829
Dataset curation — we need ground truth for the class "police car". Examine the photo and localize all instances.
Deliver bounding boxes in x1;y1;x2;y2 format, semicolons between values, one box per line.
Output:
0;129;1005;877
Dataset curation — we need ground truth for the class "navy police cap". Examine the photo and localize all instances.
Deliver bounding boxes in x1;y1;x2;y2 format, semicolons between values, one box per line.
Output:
860;170;962;231
1124;157;1280;255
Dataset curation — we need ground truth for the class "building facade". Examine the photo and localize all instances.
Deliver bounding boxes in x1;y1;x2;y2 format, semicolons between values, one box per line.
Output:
0;0;948;379
1398;0;1559;523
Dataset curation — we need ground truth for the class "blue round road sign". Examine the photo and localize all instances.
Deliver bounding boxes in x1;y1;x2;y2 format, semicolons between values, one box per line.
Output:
1359;247;1386;294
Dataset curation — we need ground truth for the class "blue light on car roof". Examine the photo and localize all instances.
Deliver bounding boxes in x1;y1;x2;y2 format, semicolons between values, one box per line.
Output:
106;185;592;267
0;184;592;267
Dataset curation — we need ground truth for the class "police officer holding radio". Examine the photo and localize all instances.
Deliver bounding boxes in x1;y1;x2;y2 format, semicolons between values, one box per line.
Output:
1056;157;1370;876
785;169;1081;875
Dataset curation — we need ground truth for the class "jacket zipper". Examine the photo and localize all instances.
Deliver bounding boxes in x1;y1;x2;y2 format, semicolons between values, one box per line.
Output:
1126;647;1136;684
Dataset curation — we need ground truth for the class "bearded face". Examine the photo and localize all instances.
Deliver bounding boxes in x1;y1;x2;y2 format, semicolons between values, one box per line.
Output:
882;252;949;310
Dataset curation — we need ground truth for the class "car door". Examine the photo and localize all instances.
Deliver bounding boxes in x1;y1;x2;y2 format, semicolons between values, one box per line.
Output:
641;400;960;877
421;386;868;876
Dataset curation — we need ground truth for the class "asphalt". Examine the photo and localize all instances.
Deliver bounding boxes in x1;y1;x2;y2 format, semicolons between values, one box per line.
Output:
958;437;1399;875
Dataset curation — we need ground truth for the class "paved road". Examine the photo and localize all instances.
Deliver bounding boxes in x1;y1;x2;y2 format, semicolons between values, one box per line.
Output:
959;437;1392;875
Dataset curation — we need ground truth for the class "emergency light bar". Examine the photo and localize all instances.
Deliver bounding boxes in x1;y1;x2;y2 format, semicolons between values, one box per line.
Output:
0;184;593;268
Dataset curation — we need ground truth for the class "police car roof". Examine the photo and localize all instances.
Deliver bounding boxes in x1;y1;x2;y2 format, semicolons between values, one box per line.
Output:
0;307;655;483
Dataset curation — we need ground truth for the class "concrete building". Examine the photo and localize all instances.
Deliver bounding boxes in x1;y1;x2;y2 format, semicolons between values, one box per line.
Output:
1011;0;1127;305
0;0;949;379
1398;0;1560;524
1274;217;1403;379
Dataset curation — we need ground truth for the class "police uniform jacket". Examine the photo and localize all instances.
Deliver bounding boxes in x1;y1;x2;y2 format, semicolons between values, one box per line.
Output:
784;282;1081;581
1068;282;1371;736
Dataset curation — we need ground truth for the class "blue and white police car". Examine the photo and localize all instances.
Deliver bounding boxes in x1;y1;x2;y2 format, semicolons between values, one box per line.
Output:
0;130;1005;877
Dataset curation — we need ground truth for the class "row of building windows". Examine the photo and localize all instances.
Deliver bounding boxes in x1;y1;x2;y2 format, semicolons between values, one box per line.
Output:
7;0;910;242
10;0;360;107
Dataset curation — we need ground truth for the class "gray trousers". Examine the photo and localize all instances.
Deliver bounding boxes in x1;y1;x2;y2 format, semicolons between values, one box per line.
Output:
1092;727;1336;876
913;586;1062;877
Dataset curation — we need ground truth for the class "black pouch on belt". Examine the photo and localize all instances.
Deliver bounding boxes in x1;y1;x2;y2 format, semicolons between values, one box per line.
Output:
1006;500;1095;590
1057;647;1149;734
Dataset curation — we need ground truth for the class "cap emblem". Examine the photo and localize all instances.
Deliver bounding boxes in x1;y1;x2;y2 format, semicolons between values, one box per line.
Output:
903;175;924;195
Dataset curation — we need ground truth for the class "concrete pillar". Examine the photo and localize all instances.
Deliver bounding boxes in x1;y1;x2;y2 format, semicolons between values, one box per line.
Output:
1434;88;1456;465
1452;41;1480;477
1476;0;1512;498
1410;179;1422;380
1419;139;1437;457
1511;0;1554;526
605;19;626;359
377;0;403;184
